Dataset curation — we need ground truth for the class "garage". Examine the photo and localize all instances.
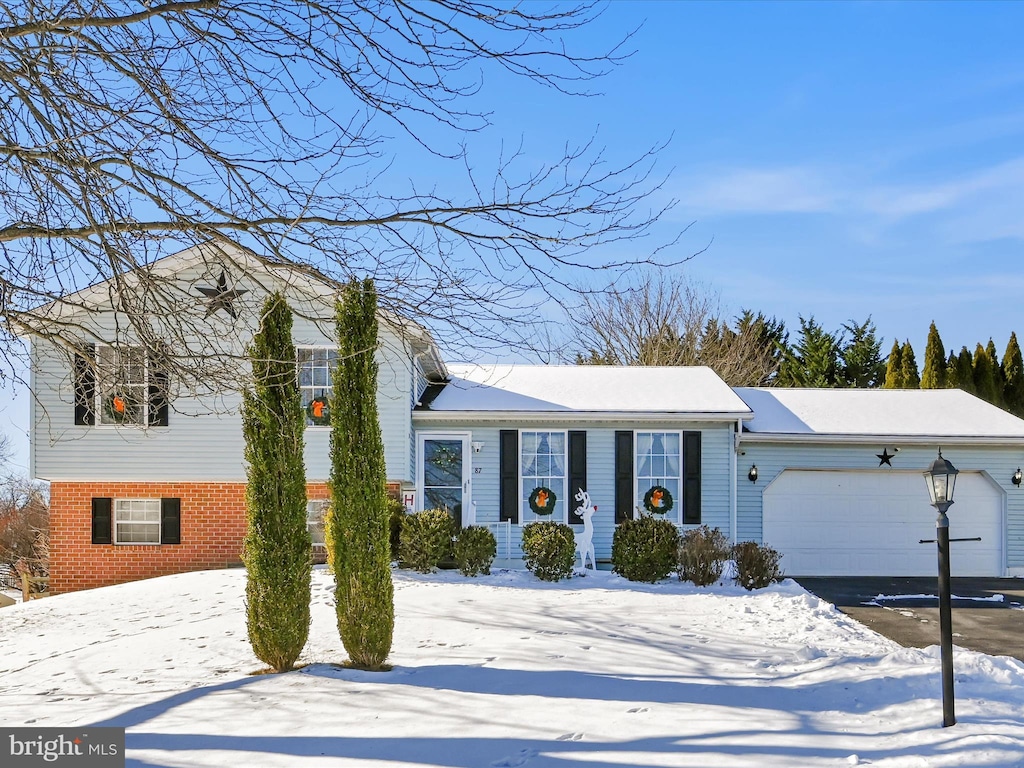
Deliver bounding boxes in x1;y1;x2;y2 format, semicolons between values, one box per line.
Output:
763;470;1004;577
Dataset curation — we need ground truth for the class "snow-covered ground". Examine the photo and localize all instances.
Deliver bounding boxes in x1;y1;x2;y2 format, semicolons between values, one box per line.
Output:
1;567;1023;768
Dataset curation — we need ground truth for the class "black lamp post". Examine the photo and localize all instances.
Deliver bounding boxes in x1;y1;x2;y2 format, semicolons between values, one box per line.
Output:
923;449;958;728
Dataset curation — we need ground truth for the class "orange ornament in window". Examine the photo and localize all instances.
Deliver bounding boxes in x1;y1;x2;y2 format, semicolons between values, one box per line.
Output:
312;400;325;418
113;396;126;414
535;489;549;509
651;488;663;508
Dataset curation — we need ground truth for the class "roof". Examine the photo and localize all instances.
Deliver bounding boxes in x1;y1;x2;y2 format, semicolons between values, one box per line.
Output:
421;364;753;418
735;387;1024;443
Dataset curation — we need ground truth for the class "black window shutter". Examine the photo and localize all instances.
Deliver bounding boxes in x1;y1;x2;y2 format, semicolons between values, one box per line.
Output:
567;430;587;524
161;498;181;544
74;345;96;426
148;365;170;427
683;431;702;524
499;430;519;523
614;430;634;524
91;497;112;544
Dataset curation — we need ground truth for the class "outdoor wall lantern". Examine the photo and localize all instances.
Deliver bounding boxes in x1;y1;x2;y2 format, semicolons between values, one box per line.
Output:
747;465;758;483
471;441;485;454
923;448;959;728
1013;467;1022;487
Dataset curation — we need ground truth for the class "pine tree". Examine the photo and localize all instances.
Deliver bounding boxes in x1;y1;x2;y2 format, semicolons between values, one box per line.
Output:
330;278;394;669
900;341;920;388
840;317;885;387
242;293;311;672
973;342;999;404
776;316;840;387
920;321;946;389
1003;332;1024;417
955;347;976;394
987;338;1005;407
945;351;959;389
883;339;904;388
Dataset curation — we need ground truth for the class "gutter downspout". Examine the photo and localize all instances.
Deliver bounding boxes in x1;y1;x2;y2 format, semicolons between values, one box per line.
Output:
730;419;740;544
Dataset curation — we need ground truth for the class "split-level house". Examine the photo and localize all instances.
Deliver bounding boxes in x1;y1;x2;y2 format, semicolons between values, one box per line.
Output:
28;245;1024;593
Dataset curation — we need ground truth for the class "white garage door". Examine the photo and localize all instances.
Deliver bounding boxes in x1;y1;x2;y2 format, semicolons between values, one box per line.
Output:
763;470;1003;577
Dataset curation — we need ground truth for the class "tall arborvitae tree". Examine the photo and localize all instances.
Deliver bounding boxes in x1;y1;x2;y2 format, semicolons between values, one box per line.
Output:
242;293;311;672
973;342;999;404
840;318;885;387
920;321;947;389
883;340;904;388
956;346;976;394
776;316;841;387
1003;332;1024;417
945;351;960;389
900;341;920;388
986;338;1005;407
329;278;394;670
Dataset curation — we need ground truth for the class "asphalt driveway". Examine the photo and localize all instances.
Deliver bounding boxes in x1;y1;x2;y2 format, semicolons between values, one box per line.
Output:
795;577;1024;662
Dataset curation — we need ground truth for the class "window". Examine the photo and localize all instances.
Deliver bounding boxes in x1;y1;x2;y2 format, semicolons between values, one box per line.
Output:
307;499;328;547
114;499;161;544
636;431;681;521
297;347;338;427
96;346;147;426
521;430;566;522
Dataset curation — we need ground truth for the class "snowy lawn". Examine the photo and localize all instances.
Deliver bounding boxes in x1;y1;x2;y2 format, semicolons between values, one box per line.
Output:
1;567;1023;768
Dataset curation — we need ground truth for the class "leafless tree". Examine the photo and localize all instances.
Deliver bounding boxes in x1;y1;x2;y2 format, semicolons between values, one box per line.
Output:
1;1;689;397
566;271;784;386
0;471;49;577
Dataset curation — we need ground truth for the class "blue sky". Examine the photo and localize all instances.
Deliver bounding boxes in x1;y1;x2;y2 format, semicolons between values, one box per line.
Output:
3;1;1024;474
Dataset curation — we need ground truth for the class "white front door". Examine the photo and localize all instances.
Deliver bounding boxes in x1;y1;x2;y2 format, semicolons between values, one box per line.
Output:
417;433;471;527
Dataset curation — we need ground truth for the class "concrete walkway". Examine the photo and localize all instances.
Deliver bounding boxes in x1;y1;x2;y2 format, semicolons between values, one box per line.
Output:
795;577;1024;662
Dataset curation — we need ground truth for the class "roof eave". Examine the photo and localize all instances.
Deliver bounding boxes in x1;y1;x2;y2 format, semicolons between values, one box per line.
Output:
413;409;753;424
739;432;1024;446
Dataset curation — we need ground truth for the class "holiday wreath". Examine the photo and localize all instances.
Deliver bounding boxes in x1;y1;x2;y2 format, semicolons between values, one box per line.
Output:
306;397;331;426
643;485;674;514
528;486;558;516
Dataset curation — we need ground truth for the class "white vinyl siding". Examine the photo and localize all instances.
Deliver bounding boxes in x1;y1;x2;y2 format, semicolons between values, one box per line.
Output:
114;499;161;544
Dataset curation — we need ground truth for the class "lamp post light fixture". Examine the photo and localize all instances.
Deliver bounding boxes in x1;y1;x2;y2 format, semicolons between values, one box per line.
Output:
923;449;959;728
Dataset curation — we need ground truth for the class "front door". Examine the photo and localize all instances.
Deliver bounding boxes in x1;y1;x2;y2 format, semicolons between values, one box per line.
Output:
418;433;471;527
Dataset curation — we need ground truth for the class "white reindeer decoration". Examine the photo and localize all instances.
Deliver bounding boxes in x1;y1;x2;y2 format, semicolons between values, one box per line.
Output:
573;488;598;571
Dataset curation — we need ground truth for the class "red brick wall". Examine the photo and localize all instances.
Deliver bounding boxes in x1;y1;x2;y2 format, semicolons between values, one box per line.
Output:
49;481;334;594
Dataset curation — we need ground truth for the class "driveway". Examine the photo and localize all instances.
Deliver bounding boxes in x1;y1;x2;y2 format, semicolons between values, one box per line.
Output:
795;577;1024;662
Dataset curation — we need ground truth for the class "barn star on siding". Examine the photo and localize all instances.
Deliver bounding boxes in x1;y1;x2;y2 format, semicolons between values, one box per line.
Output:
876;448;896;466
196;270;248;319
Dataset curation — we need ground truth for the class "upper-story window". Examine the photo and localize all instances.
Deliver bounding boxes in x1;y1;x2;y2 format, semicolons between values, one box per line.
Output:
97;345;148;426
297;347;338;427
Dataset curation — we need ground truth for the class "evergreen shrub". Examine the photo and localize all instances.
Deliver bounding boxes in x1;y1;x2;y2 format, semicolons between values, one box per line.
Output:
399;508;454;572
677;525;730;586
453;526;497;577
732;541;784;590
388;498;406;561
521;521;576;581
611;515;679;583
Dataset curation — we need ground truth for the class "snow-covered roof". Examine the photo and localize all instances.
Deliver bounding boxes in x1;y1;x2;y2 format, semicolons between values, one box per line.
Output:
421;364;752;419
735;387;1024;442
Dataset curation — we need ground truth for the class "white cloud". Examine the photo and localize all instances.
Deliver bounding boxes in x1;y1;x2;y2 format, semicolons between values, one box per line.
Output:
679;167;840;215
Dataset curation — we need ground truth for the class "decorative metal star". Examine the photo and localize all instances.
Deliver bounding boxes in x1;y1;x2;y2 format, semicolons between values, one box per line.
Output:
196;270;247;319
876;448;896;467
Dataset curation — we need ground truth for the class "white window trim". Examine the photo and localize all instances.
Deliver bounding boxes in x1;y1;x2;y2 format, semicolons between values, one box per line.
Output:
113;498;161;545
95;345;149;429
519;428;569;525
296;345;337;430
634;429;684;525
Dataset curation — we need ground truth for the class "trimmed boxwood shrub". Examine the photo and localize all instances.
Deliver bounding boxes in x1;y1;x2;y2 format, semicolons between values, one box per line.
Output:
521;521;576;582
453;526;497;577
400;508;454;573
611;515;679;583
677;525;730;586
733;541;784;590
